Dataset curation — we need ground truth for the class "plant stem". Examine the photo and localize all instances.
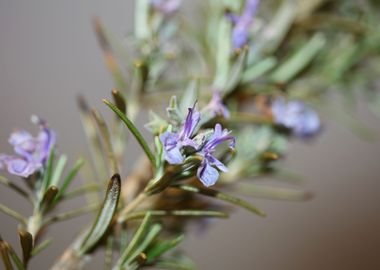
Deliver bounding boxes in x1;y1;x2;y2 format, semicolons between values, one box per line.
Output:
117;193;148;223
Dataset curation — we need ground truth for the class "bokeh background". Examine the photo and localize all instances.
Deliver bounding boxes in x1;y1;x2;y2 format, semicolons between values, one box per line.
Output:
1;1;380;269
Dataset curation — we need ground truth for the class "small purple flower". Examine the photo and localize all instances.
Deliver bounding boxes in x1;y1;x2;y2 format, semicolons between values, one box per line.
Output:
151;0;181;16
197;124;235;187
204;91;230;119
160;104;200;164
271;97;321;138
227;0;260;49
0;116;56;177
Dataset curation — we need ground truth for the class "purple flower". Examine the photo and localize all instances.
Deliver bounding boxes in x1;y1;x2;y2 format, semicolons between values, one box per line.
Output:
151;0;181;15
0;116;56;177
204;91;230;119
271;97;321;138
227;0;260;49
160;104;200;164
197;124;235;187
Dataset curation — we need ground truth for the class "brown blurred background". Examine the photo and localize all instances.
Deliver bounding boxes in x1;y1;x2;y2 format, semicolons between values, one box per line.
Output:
1;1;380;269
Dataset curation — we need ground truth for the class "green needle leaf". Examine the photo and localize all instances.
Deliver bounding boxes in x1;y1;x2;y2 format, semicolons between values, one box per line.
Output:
80;174;121;255
40;186;58;213
122;210;229;221
3;242;24;270
237;184;313;201
43;203;99;226
18;229;33;267
103;99;156;167
116;213;152;268
0;242;13;270
50;155;67;187
146;235;184;262
173;184;266;217
112;89;127;115
124;224;162;267
54;158;85;203
40;148;56;197
0;176;32;203
30;238;52;257
0;204;26;224
92;109;119;174
93;17;128;91
271;33;326;83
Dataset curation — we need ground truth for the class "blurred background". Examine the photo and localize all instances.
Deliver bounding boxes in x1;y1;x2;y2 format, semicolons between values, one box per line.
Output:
1;1;380;269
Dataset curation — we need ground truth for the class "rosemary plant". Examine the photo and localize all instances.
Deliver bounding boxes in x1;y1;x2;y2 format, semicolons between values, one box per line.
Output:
1;0;379;269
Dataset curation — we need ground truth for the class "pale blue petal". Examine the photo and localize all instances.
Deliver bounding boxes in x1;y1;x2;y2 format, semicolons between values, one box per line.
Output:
6;157;41;178
165;146;184;164
197;162;219;187
207;155;228;172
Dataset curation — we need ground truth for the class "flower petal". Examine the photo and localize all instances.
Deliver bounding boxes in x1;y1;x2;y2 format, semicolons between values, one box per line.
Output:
5;157;41;178
165;146;184;164
207;155;228;172
197;161;219;187
180;104;200;140
160;131;178;151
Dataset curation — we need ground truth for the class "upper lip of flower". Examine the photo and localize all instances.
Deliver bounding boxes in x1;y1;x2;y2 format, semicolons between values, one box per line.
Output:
0;116;56;177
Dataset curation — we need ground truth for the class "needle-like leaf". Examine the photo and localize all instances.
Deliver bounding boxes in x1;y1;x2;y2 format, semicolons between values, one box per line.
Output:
79;174;121;255
0;204;26;224
103;99;156;167
173;184;266;217
18;229;33;267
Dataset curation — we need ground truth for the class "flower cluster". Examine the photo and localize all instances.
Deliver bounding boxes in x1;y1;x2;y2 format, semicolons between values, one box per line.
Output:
227;0;260;49
160;103;235;187
0;116;55;177
271;97;321;138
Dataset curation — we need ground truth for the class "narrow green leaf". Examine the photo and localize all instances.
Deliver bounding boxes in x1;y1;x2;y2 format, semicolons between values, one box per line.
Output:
0;242;13;270
241;57;277;84
54;158;85;203
63;183;100;200
180;79;199;114
92;109;119;174
77;96;108;182
135;0;150;40
40;148;55;196
3;242;24;270
224;49;247;94
30;238;51;257
213;17;232;89
18;229;33;267
80;174;121;254
146;235;184;262
112;89;127;115
104;235;114;270
253;0;296;57
120;224;129;253
103;99;156;167
40;186;58;213
173;184;266;217
237;184;313;201
0;204;26;224
0;176;32;203
154;256;196;270
43;203;99;226
125;224;162;266
115;213;152;268
122;210;229;221
271;33;326;83
50;155;67;187
93;17;128;91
